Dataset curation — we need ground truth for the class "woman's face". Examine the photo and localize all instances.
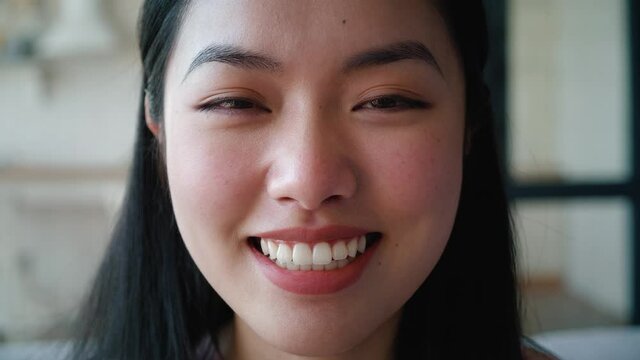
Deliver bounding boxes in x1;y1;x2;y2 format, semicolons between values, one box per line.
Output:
159;0;464;357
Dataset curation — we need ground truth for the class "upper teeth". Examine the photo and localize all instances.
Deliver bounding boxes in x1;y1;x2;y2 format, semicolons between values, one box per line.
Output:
258;236;367;270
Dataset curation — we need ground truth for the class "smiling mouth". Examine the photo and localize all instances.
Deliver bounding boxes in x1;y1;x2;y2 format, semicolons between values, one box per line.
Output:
248;232;383;271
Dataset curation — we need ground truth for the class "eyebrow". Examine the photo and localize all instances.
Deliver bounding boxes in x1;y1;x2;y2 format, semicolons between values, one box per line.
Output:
184;44;283;81
342;40;443;76
184;40;443;81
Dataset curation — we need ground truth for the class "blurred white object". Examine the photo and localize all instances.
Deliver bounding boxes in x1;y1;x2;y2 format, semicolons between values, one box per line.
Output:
0;341;71;360
533;327;640;360
38;0;115;58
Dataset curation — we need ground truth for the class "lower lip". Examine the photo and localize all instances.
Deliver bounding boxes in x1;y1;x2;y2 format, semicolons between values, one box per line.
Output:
250;240;380;295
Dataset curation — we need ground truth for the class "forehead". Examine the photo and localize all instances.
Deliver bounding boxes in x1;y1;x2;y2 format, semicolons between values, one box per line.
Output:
169;0;460;85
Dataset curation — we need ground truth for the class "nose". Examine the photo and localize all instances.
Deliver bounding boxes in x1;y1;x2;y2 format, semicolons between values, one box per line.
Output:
266;117;357;211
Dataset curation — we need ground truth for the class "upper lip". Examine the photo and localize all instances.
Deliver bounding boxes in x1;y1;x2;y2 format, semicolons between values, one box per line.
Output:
253;225;371;242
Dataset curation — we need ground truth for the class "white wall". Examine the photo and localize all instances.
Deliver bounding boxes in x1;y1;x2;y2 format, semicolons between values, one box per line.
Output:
0;0;141;341
0;56;139;167
554;0;630;181
565;199;632;320
0;180;124;341
0;0;143;167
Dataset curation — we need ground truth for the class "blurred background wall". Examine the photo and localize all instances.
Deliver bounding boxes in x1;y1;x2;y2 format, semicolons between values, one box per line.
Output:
0;0;637;345
0;0;141;342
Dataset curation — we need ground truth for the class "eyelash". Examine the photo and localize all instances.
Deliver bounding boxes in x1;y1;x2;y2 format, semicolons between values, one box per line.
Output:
352;95;430;112
197;97;269;113
197;95;429;113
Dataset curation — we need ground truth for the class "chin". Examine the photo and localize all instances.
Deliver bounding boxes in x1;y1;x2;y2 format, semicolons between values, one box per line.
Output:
244;299;392;357
261;321;370;356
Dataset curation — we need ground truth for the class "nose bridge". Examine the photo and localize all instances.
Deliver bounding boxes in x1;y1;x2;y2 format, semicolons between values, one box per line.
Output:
266;105;357;210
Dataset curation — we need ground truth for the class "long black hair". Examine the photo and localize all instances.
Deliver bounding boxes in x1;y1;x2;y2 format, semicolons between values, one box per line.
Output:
71;1;522;359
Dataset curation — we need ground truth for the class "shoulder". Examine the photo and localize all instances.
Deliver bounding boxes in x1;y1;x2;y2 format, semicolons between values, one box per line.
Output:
522;337;559;360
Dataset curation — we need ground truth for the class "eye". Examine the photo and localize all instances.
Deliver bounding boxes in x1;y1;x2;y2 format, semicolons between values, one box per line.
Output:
352;95;430;112
197;97;270;113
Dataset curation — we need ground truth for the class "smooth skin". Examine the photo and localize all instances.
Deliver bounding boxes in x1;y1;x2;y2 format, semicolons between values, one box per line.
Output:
147;1;466;359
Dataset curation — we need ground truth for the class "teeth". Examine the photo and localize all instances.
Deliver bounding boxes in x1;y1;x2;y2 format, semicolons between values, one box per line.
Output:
347;237;358;258
332;241;348;261
258;235;376;271
268;240;278;260
312;242;332;265
324;261;338;270
260;239;269;256
292;243;312;266
276;243;292;264
358;236;366;253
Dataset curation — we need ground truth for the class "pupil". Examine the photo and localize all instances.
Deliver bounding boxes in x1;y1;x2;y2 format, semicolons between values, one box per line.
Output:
224;100;252;109
373;98;396;108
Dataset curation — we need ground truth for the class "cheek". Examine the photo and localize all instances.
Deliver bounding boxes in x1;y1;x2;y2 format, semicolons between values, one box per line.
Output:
369;119;463;263
164;123;262;242
367;126;463;219
363;123;463;304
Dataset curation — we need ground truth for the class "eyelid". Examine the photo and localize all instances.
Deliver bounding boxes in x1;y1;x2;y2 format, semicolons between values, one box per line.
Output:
196;96;271;113
352;94;431;111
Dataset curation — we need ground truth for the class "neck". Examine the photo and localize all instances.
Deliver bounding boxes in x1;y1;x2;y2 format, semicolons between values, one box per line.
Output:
226;312;400;360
